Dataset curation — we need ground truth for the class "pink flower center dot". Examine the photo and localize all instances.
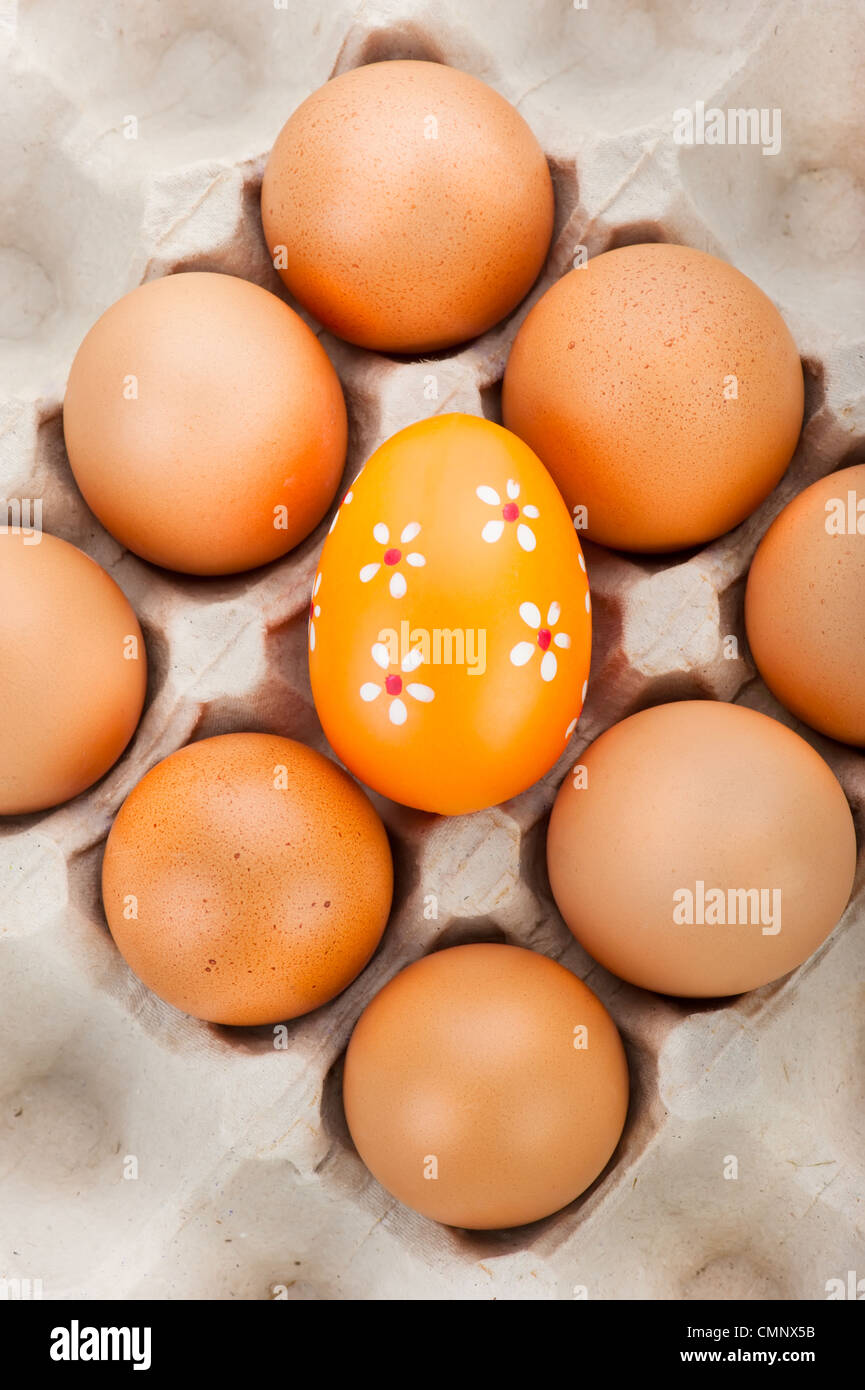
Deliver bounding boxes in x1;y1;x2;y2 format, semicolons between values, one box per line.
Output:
384;548;402;565
537;629;552;651
502;503;519;523
385;674;403;696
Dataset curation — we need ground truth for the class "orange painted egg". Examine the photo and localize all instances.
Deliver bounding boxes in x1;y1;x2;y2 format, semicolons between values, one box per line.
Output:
309;414;591;815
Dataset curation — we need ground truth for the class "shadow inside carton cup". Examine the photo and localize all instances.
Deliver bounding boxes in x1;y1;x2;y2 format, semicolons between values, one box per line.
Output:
334;21;447;74
603;221;669;252
207;1019;292;1054
428;915;508;952
801;356;825;426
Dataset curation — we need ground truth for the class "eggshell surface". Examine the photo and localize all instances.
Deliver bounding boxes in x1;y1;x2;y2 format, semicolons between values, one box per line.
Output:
0;529;146;815
547;701;856;997
343;943;629;1229
102;733;393;1024
745;464;865;745
261;60;554;353
502;243;804;552
63;272;347;575
309;414;592;815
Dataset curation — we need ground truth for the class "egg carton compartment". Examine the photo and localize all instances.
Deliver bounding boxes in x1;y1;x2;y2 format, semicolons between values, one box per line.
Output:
1;0;864;1300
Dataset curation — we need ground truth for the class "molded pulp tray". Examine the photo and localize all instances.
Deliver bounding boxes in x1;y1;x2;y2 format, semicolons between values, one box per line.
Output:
1;0;863;1300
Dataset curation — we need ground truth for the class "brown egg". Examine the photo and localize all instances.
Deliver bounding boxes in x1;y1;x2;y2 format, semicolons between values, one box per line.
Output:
63;272;347;575
502;243;804;552
0;529;146;815
343;943;629;1229
746;464;865;745
102;733;393;1024
547;701;856;997
261;60;554;353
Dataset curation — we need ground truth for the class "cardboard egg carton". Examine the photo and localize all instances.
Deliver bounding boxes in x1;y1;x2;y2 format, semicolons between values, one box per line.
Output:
1;0;863;1300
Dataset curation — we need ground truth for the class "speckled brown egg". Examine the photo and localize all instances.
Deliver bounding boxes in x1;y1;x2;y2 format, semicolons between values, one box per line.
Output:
64;272;347;575
746;464;865;745
547;701;856;997
343;943;629;1229
502;243;804;552
102;733;393;1025
0;529;146;815
261;60;554;353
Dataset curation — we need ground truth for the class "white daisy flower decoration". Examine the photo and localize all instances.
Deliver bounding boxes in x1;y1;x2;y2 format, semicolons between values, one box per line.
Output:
359;522;425;598
565;681;589;740
308;572;322;652
328;487;354;534
510;601;571;682
359;643;435;726
477;479;540;551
